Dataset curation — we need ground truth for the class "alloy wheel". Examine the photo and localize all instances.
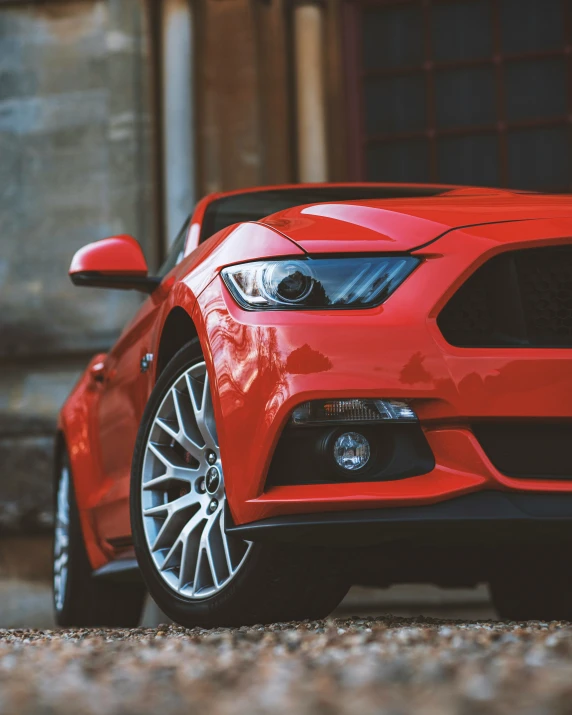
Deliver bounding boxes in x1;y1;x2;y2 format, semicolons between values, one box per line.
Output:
141;361;251;599
53;463;70;611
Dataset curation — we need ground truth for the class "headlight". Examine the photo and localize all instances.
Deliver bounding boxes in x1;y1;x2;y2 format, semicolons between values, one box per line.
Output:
221;256;420;310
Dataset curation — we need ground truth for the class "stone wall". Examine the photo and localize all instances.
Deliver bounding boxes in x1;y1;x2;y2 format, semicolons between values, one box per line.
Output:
0;0;156;531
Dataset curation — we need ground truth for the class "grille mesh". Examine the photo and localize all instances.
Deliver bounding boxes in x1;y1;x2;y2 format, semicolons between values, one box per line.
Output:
438;246;572;348
519;250;572;344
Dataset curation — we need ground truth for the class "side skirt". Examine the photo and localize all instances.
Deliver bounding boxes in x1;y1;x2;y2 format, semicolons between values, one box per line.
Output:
93;558;142;582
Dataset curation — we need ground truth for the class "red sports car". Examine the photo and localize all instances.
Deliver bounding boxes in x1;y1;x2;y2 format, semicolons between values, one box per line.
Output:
54;183;572;627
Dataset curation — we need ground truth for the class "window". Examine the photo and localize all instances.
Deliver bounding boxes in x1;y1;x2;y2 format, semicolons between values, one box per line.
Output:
157;217;190;278
346;0;572;192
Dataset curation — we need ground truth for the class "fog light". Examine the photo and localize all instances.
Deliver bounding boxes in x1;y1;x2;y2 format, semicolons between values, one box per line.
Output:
334;432;370;471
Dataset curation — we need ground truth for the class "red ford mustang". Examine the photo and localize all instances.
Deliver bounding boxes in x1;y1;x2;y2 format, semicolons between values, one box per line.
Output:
54;183;572;627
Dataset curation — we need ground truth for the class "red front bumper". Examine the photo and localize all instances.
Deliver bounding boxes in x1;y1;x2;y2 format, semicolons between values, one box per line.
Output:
195;217;572;526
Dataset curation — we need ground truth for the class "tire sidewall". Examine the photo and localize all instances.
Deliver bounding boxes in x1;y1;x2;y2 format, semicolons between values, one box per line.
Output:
53;449;86;621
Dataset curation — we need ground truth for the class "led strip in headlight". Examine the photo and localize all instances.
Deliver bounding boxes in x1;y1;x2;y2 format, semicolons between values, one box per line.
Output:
221;256;420;310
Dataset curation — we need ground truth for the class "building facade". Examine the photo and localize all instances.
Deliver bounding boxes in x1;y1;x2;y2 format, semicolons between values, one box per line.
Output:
189;0;572;195
0;0;570;531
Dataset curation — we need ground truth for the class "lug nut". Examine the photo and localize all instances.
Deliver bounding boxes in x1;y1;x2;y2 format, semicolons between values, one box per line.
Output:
206;450;217;465
196;478;206;494
208;499;219;514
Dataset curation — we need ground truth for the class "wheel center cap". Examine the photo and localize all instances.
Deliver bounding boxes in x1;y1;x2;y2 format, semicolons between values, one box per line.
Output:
206;466;220;495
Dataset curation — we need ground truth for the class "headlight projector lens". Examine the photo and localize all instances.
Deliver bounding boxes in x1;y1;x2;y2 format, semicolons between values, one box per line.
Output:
334;432;371;471
263;261;314;304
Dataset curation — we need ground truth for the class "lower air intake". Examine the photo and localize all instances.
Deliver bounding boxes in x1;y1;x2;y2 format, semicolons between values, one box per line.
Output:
473;422;572;480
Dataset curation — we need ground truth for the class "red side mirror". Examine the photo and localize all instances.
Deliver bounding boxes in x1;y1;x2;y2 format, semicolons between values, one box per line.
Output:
69;235;160;293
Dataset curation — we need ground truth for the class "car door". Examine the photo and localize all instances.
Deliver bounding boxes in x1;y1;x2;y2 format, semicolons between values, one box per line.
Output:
93;219;190;541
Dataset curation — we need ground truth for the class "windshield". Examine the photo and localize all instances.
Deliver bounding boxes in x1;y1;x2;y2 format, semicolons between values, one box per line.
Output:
199;186;449;241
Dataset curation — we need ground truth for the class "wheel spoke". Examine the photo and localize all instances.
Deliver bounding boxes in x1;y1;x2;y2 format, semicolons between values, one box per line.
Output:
185;371;204;415
143;503;169;518
177;538;190;587
205;547;219;588
143;468;196;492
192;546;206;594
203;516;221;588
160;537;182;572
195;373;218;449
150;493;201;549
155;417;179;441
180;509;206;541
147;444;199;480
171;388;204;458
220;509;234;574
147;442;179;469
178;512;205;589
152;517;174;553
142;474;176;491
171;387;185;428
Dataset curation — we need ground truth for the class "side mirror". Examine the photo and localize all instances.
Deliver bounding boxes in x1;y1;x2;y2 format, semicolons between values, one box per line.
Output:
69;235;161;293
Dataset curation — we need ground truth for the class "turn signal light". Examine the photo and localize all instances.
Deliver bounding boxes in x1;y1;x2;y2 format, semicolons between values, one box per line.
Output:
290;398;417;425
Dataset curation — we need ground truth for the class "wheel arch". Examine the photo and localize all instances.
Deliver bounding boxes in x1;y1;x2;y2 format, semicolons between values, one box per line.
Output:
156;306;199;380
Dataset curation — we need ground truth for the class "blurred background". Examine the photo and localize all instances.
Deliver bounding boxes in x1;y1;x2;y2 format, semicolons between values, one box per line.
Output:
0;0;570;626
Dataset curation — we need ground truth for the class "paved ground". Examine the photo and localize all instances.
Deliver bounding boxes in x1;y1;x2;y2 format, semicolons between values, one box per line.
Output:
2;617;572;714
0;580;496;628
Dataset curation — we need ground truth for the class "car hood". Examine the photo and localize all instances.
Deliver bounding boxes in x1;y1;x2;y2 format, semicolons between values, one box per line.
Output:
259;192;572;253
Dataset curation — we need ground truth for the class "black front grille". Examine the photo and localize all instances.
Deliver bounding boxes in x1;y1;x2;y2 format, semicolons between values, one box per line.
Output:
438;246;572;348
473;422;572;480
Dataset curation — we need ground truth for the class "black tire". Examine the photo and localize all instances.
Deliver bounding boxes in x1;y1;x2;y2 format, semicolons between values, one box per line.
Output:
53;447;147;627
490;551;572;621
131;339;350;628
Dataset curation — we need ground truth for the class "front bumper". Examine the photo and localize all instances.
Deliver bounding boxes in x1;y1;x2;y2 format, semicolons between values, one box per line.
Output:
194;217;572;527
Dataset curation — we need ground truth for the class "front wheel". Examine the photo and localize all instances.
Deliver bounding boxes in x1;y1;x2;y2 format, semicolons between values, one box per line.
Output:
131;340;349;628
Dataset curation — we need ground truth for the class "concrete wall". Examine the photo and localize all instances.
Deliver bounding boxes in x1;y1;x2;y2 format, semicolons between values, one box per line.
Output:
0;0;156;530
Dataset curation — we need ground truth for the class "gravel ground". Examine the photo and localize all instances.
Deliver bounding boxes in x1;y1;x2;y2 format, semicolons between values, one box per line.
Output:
2;617;572;715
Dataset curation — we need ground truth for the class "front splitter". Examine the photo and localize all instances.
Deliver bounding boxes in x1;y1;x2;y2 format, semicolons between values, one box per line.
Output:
225;491;572;547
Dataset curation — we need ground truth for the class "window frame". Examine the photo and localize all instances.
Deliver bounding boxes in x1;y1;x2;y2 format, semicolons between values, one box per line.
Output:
157;216;191;278
343;0;572;191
